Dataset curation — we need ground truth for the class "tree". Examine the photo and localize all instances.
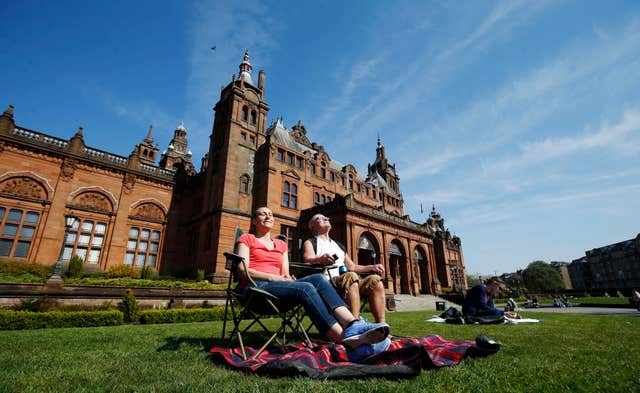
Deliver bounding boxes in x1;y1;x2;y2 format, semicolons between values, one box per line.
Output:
522;261;565;293
466;273;482;287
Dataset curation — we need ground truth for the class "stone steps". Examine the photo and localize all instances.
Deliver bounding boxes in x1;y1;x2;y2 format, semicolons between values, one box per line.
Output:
392;294;460;312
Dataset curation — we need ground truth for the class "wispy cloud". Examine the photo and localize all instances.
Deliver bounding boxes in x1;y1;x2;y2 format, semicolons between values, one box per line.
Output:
485;109;640;175
398;17;640;184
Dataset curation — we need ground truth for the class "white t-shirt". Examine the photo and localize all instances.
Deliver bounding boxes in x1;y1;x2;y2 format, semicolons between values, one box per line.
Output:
314;235;346;279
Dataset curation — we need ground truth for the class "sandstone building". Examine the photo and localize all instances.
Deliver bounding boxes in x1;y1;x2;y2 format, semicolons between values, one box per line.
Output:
0;52;466;295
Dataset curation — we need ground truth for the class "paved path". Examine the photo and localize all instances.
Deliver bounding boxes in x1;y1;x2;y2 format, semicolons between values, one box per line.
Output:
519;306;640;316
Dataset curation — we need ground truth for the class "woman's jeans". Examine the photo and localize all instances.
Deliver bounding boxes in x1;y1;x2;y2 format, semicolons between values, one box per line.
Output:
251;273;347;334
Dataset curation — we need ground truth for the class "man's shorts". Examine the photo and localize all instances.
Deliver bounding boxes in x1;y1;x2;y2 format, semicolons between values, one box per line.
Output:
331;271;382;299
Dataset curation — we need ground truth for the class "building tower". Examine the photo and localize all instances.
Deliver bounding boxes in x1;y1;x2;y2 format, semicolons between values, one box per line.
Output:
366;137;403;215
198;50;269;276
130;125;160;166
159;122;195;175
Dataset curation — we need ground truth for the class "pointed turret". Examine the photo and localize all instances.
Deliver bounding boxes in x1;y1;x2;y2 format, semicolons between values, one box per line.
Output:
132;125;159;166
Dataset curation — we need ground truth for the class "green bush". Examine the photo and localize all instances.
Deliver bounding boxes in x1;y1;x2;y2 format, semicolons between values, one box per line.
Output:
0;310;123;330
66;255;84;278
0;259;53;279
139;307;226;324
140;266;155;279
117;289;139;323
12;296;58;312
107;265;140;279
196;269;205;282
63;276;224;290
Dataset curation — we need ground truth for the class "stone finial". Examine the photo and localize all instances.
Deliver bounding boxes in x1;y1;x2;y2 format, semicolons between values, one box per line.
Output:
68;126;85;154
0;105;16;135
3;105;14;118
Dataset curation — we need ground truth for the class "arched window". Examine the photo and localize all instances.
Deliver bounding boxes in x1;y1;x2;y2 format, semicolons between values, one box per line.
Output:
314;192;320;206
63;218;108;265
320;162;326;179
0;207;40;258
348;174;354;190
321;195;326;204
241;106;248;121
239;176;249;194
250;110;257;125
310;163;316;175
125;226;161;269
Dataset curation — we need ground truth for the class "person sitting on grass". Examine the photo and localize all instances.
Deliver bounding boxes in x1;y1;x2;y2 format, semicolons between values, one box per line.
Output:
302;213;387;324
462;277;518;320
236;207;391;362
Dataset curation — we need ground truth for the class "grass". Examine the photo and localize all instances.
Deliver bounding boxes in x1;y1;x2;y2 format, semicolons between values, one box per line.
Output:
1;311;639;392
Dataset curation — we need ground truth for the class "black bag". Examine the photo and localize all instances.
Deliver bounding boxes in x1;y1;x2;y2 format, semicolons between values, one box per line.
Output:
439;307;465;324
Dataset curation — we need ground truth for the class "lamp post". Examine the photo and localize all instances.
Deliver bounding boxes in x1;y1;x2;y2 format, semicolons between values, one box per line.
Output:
48;214;78;283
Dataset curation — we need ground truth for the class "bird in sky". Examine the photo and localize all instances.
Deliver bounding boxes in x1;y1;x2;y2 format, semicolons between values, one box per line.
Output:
211;46;216;51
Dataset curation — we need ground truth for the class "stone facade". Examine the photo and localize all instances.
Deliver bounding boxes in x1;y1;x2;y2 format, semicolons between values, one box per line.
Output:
569;234;640;291
0;52;466;295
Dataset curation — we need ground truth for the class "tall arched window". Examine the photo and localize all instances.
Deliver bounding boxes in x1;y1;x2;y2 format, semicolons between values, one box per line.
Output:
320;162;326;178
63;218;108;265
239;175;249;194
314;192;320;206
250;110;257;124
348;174;354;190
241;105;248;121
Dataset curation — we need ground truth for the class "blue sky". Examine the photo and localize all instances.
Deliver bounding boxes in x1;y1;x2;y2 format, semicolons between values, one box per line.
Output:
2;0;639;276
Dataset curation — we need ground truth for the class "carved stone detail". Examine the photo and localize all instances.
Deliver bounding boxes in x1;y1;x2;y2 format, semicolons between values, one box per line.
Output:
0;177;46;200
134;203;165;221
122;173;136;194
60;158;77;182
72;192;113;213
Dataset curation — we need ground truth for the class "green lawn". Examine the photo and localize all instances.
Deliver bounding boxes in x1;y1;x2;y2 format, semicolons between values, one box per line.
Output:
1;311;639;392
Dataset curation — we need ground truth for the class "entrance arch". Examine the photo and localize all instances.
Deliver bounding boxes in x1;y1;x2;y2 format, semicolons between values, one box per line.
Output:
389;239;409;294
414;246;429;294
357;232;379;266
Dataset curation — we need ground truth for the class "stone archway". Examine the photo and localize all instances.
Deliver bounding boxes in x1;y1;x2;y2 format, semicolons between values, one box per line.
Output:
357;232;379;266
414;246;429;294
389;239;409;294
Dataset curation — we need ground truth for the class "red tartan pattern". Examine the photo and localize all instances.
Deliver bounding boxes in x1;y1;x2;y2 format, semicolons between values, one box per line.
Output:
211;335;476;372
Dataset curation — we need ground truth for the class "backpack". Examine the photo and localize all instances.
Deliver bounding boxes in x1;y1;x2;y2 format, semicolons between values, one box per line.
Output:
439;307;465;324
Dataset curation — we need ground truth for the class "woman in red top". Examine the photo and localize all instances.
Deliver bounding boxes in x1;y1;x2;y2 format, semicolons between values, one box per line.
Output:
236;207;391;362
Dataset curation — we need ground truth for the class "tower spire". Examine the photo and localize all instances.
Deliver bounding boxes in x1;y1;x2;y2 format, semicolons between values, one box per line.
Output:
238;49;254;85
144;125;154;144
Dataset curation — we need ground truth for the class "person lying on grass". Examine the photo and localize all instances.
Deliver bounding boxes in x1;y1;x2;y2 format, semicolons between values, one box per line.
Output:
462;276;519;320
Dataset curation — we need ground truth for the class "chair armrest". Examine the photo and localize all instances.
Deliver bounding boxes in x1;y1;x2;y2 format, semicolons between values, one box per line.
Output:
289;262;337;278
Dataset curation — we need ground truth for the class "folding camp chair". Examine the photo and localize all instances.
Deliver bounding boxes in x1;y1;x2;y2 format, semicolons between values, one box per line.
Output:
221;250;321;360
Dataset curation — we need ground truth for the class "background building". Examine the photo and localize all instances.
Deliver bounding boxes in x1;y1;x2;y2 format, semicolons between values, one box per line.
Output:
0;52;466;295
568;235;640;293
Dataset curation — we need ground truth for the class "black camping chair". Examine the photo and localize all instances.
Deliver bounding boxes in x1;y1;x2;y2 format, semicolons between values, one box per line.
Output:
221;231;329;360
221;251;315;360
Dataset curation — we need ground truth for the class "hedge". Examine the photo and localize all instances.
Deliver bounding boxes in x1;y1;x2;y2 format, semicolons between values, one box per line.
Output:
0;310;124;330
139;307;226;324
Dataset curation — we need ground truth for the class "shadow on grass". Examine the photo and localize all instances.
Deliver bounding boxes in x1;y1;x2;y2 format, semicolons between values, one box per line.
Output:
157;331;289;353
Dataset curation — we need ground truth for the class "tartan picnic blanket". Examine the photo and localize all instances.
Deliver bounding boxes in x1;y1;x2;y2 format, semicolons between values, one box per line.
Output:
210;335;498;379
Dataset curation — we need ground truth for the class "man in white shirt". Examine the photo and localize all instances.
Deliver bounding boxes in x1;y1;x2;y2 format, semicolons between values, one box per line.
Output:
302;214;386;323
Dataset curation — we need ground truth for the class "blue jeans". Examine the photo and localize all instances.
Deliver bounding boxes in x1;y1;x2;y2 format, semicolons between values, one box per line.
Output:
251;273;347;334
